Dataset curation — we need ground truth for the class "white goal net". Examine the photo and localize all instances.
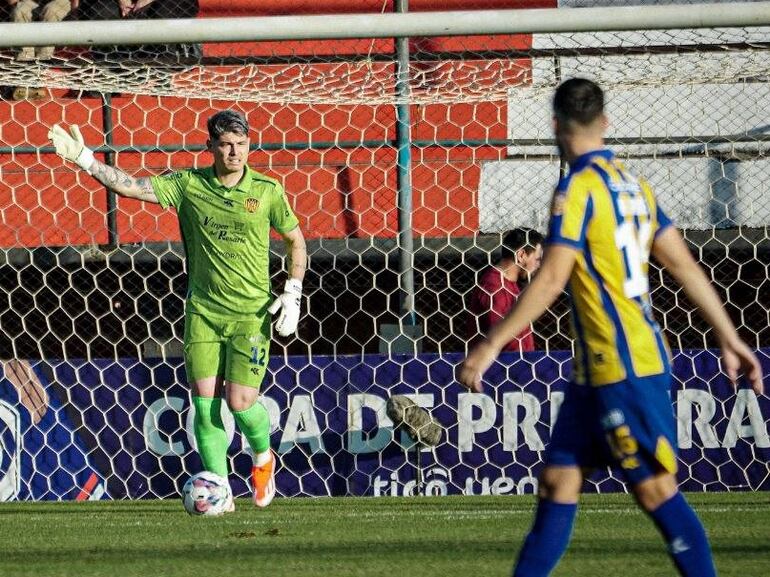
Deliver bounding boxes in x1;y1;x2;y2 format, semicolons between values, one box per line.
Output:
0;1;768;501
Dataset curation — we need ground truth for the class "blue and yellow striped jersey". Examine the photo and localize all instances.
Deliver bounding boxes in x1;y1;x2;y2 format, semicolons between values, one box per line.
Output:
547;149;673;386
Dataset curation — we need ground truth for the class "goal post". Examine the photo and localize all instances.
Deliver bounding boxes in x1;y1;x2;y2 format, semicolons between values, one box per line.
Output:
0;1;768;501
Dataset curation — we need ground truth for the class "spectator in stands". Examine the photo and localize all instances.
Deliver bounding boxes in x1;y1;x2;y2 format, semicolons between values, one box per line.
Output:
78;0;200;61
79;0;199;23
5;0;77;100
468;228;544;352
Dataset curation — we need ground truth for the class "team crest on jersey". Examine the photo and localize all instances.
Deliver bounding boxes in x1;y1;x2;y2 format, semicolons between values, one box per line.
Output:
244;198;260;213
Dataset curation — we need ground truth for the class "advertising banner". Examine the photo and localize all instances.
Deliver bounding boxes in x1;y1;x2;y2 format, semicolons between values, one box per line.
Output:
1;351;768;500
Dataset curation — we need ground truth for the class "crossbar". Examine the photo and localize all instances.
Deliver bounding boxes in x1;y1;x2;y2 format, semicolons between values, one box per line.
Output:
0;2;769;47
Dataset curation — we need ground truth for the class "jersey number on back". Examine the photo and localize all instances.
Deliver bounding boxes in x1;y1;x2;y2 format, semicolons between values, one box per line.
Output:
615;220;652;298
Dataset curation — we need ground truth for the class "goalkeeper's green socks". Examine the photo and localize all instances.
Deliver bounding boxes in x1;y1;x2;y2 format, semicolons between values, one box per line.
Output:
232;400;271;463
191;396;229;477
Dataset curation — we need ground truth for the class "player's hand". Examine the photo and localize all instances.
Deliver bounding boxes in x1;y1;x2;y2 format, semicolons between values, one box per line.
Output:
719;336;764;395
457;340;499;393
268;278;302;337
118;0;134;17
48;124;85;162
130;0;156;14
47;124;95;171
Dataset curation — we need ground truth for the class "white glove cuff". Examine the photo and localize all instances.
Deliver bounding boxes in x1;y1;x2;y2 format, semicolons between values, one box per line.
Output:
75;147;95;173
285;278;303;296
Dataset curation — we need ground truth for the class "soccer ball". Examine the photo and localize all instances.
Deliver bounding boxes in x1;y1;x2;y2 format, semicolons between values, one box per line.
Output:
182;471;233;516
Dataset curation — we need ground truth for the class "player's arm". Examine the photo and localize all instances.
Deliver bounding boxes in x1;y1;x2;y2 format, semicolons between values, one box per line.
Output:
268;225;307;338
282;224;307;284
652;226;763;394
48;124;159;203
458;244;576;392
88;161;158;203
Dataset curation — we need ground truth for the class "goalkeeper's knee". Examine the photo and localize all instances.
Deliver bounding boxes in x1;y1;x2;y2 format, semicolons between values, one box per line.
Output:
192;396;225;431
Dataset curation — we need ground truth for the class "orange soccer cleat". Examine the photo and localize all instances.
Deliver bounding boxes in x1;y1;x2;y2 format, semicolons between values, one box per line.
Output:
251;450;276;508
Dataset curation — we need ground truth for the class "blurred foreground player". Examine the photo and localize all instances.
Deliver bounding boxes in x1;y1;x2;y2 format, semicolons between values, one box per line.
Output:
458;78;763;576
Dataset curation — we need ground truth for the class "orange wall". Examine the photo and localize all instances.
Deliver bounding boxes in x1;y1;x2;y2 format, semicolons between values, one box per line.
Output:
105;98;509;244
200;0;553;16
0;0;556;248
201;1;550;57
0;89;509;248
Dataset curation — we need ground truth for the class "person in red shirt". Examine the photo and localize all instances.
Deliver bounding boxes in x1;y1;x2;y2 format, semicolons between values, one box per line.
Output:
468;228;544;352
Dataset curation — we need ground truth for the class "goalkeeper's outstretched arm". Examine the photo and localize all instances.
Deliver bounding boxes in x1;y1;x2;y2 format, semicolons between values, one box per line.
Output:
48;124;159;203
88;160;158;203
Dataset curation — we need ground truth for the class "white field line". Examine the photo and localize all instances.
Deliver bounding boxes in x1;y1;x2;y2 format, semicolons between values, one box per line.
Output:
18;504;770;527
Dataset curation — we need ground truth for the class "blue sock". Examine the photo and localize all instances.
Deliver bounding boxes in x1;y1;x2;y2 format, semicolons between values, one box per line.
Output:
649;492;716;577
512;500;577;577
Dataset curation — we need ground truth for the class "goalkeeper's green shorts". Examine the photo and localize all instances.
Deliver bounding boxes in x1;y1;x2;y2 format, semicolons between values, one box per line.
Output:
183;311;271;389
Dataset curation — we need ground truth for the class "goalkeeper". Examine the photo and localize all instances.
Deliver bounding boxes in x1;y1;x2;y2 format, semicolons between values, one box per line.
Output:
48;110;307;509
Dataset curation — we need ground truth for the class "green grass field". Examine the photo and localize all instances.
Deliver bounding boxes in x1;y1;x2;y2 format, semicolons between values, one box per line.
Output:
1;493;768;577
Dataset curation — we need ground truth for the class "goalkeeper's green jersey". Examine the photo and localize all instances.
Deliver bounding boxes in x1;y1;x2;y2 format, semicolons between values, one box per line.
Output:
151;165;299;320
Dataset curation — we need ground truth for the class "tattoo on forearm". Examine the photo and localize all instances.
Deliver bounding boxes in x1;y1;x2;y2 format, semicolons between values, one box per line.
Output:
136;177;154;195
291;259;307;277
92;161;131;191
90;160;148;197
288;246;308;279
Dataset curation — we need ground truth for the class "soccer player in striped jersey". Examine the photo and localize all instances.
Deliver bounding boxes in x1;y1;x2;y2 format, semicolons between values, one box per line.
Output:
48;110;307;509
458;78;763;577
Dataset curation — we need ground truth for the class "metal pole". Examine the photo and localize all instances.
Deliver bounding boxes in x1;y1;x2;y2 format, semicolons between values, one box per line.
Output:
101;93;118;248
395;0;417;327
415;443;423;496
6;131;770;157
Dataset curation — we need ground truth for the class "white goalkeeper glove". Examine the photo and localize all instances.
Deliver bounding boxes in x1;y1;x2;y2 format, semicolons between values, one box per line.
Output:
48;124;95;173
268;278;302;337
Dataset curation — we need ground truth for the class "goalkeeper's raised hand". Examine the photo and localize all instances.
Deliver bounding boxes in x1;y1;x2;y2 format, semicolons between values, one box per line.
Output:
48;124;95;172
268;278;302;337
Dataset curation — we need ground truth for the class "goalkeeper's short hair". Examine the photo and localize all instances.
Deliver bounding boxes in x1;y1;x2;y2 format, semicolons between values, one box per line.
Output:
207;110;249;140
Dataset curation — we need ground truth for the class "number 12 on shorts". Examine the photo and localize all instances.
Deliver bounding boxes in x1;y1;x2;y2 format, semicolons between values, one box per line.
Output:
250;346;267;366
